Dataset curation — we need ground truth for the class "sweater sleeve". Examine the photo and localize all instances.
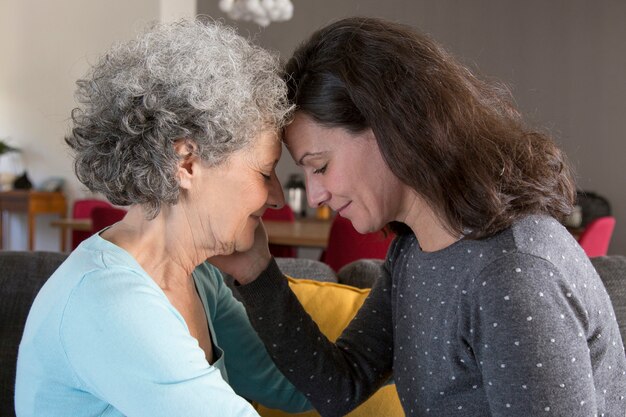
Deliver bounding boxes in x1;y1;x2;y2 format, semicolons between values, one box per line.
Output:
61;267;260;417
236;258;394;417
468;253;601;416
200;264;311;413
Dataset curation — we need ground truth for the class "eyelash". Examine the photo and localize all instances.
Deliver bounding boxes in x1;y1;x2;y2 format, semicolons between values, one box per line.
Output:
313;164;327;175
261;172;272;181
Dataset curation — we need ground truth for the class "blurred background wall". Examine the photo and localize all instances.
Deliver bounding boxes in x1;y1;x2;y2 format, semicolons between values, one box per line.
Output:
0;0;195;250
1;0;624;254
199;0;626;254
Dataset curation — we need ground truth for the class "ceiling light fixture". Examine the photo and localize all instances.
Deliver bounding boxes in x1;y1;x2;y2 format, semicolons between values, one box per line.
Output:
219;0;294;27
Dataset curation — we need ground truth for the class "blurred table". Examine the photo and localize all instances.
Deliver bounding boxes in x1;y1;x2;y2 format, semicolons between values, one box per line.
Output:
50;218;91;252
265;218;331;248
0;190;67;250
50;218;332;249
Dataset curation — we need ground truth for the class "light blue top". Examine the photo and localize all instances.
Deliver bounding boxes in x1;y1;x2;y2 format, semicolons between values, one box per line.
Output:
15;233;310;417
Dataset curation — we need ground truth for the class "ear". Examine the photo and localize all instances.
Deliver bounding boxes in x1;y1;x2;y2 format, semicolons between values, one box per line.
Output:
174;138;198;190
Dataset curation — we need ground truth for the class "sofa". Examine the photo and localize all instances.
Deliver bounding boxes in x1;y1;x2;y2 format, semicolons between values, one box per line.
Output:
1;251;625;416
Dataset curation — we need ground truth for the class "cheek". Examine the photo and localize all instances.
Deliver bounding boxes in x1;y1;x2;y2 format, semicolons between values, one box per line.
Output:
239;180;268;208
248;187;268;212
234;186;267;231
234;217;259;250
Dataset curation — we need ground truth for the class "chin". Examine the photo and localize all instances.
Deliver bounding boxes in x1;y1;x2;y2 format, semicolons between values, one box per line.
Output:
233;219;259;252
350;216;382;235
234;233;255;252
349;219;370;234
234;241;253;253
232;233;252;251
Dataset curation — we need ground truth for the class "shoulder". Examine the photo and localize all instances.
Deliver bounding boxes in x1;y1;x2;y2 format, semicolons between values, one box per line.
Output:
473;215;598;299
385;233;417;269
467;251;590;332
64;260;165;325
475;252;562;295
58;255;182;361
507;215;582;260
55;238;178;329
192;262;238;316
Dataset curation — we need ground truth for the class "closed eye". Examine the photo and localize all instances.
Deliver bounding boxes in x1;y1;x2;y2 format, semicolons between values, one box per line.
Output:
261;173;272;181
313;164;327;175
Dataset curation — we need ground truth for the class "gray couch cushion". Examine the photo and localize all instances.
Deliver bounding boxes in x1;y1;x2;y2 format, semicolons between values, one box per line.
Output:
337;259;384;289
0;251;67;417
275;257;337;282
591;256;626;346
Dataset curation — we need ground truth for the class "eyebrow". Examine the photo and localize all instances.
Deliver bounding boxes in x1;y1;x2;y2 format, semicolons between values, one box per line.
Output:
297;152;325;166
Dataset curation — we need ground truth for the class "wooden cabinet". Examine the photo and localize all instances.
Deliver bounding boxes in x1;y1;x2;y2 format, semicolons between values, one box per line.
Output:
0;190;67;250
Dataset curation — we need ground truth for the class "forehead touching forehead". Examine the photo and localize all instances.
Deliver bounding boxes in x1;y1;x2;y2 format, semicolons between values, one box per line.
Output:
244;129;282;164
283;112;321;152
284;112;356;164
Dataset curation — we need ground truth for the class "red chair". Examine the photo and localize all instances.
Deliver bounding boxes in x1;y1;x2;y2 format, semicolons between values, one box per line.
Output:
71;199;113;249
91;206;127;234
321;215;394;272
262;206;297;258
577;216;616;257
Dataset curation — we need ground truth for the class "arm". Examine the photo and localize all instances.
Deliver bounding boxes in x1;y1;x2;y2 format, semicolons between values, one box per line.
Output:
195;263;311;413
61;268;259;417
469;253;600;416
236;258;394;417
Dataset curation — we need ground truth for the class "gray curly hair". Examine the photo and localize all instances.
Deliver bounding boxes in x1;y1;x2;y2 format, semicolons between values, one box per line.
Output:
66;18;292;219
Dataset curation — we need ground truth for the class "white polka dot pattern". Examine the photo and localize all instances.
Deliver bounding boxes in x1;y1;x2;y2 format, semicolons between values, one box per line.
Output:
385;216;626;415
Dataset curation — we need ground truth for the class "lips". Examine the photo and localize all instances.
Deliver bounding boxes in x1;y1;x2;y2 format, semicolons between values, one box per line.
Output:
335;202;351;215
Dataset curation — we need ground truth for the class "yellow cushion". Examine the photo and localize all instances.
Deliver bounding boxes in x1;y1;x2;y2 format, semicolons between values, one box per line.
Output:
256;277;403;417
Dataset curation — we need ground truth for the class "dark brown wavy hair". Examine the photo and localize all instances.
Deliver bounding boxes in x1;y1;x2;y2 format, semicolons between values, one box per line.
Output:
285;17;575;239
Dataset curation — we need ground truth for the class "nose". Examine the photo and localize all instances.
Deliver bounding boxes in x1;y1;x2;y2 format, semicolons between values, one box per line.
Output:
266;170;286;209
305;175;330;208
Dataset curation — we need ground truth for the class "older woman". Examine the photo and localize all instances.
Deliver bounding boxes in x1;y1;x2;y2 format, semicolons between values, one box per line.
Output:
15;20;310;417
215;17;626;417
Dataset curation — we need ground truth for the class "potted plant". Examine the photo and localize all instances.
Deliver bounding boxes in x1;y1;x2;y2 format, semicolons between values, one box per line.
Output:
0;139;20;156
0;139;21;191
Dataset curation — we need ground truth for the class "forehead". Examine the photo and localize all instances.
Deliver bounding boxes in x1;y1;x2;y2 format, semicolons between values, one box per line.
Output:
284;112;325;147
284;112;369;162
243;130;281;161
284;113;348;160
253;130;280;149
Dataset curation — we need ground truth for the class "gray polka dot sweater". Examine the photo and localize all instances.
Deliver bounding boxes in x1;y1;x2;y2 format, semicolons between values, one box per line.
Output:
237;215;626;416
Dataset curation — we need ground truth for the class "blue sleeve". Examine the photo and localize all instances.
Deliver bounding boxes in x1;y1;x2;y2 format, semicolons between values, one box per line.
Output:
60;267;260;417
196;263;311;413
469;253;600;416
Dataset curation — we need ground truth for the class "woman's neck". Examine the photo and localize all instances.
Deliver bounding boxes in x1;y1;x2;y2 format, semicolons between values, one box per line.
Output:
400;192;460;252
100;205;212;290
